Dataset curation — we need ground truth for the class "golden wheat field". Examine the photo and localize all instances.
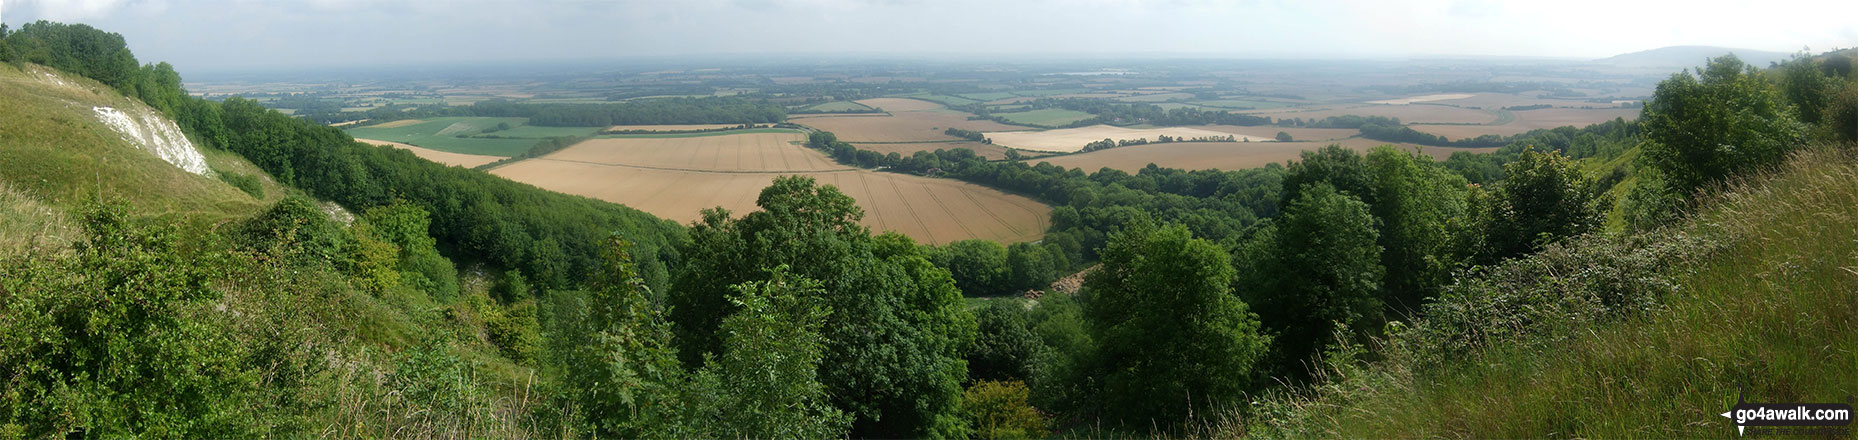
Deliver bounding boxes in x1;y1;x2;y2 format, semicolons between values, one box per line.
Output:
490;132;1050;244
793;98;1023;142
1410;107;1641;139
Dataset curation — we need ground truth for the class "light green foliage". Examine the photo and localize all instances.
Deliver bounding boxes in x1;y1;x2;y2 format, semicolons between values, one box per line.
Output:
669;176;974;438
1641;54;1806;195
362;201;458;301
1239;183;1383;379
681;266;852;438
343;220;402;293
967;300;1046;382
964;380;1048;440
215;169;265;199
482;298;541;364
939;239;1009;296
1483;148;1606;261
0;203;265;437
1087;224;1270;429
388;340;480;417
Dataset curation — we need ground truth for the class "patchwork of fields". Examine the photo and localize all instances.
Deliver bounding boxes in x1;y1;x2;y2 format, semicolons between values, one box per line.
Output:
983;125;1270;153
1034;138;1494;173
490;131;1050;245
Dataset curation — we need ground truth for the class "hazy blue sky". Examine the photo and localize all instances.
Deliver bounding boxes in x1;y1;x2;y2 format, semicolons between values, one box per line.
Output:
5;0;1855;72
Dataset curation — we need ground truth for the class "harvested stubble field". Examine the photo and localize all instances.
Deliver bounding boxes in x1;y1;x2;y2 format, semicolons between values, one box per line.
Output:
1366;93;1477;105
538;132;846;172
490;132;1050;245
794;98;1022;142
356;138;502;168
1410;107;1642;139
1034;138;1495;173
983;125;1272;153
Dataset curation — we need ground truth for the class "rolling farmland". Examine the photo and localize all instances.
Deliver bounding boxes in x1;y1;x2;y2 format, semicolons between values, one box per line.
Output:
792;98;1023;142
490;132;1050;244
1034;138;1494;173
983;125;1270;153
344;117;582;157
1410;107;1641;139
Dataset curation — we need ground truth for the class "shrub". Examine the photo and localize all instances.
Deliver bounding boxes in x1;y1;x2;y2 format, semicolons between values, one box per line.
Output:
964;381;1047;440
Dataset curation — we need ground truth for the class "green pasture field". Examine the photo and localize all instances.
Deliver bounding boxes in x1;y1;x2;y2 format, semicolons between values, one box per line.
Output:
803;101;873;112
345;117;537;156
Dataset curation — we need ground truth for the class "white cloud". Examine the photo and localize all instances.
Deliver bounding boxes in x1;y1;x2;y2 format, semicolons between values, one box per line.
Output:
9;0;131;21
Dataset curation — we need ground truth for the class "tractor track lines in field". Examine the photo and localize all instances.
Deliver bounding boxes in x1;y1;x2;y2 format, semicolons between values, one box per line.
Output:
958;185;1022;236
884;176;937;244
921;183;980;240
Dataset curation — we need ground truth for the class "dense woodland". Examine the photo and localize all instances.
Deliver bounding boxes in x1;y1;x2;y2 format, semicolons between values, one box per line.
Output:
3;20;1857;438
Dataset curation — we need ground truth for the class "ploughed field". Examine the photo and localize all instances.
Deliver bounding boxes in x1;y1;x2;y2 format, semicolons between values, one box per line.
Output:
489;131;1050;245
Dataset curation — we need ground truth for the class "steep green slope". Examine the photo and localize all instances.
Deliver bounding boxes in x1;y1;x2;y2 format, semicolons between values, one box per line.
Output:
0;62;544;437
0;63;287;223
1240;146;1858;437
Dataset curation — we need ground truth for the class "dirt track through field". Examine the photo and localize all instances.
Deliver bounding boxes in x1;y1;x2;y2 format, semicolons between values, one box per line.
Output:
491;132;1050;244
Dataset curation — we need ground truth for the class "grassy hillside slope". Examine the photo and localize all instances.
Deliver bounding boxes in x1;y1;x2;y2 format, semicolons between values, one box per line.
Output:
1;63;546;437
1239;147;1858;437
0;63;287;223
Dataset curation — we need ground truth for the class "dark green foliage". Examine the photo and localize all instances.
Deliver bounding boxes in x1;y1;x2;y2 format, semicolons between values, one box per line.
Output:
1025;292;1094;417
1828;79;1858;142
362;201;459;301
207;97;683;293
3;21;141;97
668;176;974;438
1622;169;1688;231
541;237;687;438
0;203;270;437
1086;224;1270;429
939;239;1009;296
1777;55;1839;127
1641;54;1806;195
1482;149;1605;262
967;301;1046;382
681;266;852;438
1280;145;1375;209
1006;242;1067;291
215;170;264;199
1363;147;1472;313
237;196;349;266
1276;131;1293;142
388;340;479;417
1239;184;1383;379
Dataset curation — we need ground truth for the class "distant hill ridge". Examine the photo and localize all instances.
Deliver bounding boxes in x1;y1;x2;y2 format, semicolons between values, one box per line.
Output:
1595;45;1792;68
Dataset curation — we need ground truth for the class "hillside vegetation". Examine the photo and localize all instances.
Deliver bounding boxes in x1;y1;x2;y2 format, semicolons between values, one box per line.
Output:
3;19;1856;438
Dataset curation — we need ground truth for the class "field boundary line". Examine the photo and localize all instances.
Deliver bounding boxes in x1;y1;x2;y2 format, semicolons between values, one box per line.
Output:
883;175;937;244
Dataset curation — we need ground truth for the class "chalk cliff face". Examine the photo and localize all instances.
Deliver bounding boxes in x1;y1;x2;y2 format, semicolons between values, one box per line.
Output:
91;105;211;176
